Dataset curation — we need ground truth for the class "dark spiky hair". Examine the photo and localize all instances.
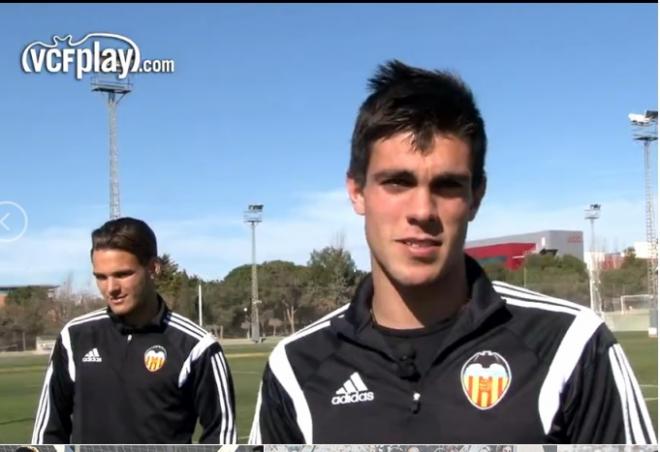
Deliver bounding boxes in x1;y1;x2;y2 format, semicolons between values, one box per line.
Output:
348;59;487;188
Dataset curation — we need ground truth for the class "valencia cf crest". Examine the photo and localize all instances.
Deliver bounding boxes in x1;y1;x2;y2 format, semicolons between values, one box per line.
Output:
460;350;511;410
144;345;167;372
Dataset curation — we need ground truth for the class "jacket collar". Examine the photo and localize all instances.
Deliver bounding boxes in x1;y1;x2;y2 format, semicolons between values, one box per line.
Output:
333;254;509;358
107;294;170;334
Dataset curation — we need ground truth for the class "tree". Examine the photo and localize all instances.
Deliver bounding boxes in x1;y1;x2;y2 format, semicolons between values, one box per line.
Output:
482;261;511;282
513;254;590;305
212;264;254;337
51;273;78;327
600;248;647;303
155;254;201;319
0;286;56;350
258;261;308;334
305;243;361;317
268;318;283;336
156;254;186;309
480;254;590;306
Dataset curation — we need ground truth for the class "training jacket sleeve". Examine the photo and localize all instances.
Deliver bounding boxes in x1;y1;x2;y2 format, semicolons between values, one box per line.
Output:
31;335;74;444
192;341;237;444
249;362;305;444
551;325;656;444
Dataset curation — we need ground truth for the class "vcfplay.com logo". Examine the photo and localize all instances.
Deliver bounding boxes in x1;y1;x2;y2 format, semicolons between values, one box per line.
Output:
21;33;175;80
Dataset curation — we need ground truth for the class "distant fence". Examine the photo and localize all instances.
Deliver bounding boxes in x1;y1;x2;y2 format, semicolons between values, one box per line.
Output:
35;336;56;354
601;294;657;333
602;308;651;332
0;332;37;352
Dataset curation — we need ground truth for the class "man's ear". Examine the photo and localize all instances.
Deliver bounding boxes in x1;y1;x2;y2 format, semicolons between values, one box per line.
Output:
147;257;161;279
346;176;366;216
468;177;487;222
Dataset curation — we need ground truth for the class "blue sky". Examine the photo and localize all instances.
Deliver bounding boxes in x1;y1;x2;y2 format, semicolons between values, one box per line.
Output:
0;4;657;291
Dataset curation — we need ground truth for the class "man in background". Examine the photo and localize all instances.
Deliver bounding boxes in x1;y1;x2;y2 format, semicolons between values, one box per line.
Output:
33;217;236;444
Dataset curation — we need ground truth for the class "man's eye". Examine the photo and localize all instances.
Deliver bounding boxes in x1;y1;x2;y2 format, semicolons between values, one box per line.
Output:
432;180;466;194
384;179;411;187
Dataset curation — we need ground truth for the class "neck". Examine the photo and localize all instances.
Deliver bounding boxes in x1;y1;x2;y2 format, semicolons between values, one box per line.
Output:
123;292;160;328
371;262;468;330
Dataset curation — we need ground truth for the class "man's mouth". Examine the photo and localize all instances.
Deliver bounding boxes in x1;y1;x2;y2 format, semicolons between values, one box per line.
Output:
398;238;441;247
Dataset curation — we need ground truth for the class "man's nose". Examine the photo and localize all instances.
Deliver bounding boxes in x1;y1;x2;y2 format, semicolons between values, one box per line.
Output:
107;278;121;294
407;187;438;224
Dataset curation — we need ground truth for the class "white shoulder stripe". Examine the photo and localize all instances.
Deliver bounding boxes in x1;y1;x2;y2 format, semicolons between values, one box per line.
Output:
612;344;656;444
219;351;237;444
493;280;541;295
614;345;643;442
609;346;632;443
269;319;333;443
209;355;226;442
177;334;216;387
249;382;263;445
166;315;204;340
493;282;583;312
67;312;109;328
295;303;349;337
210;355;228;443
538;309;603;433
32;362;53;444
212;353;236;443
169;313;206;337
67;309;108;326
614;344;657;443
503;297;580;316
171;312;207;335
60;327;76;383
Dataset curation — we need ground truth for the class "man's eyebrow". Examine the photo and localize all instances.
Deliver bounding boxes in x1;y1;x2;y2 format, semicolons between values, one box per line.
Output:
372;169;415;181
431;172;471;184
372;170;471;183
93;269;133;277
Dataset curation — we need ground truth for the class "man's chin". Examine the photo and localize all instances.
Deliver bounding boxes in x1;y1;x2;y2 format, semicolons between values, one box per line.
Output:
107;303;131;317
391;268;444;289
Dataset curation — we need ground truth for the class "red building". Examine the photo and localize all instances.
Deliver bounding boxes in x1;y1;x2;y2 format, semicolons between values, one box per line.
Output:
466;230;584;270
465;242;537;270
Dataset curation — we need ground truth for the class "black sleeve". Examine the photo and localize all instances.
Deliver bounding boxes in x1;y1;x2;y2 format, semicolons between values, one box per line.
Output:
192;341;237;444
554;325;656;444
249;362;305;444
31;335;74;444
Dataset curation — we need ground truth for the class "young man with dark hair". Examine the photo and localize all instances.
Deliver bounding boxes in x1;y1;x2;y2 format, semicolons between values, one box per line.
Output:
33;217;236;444
249;60;655;444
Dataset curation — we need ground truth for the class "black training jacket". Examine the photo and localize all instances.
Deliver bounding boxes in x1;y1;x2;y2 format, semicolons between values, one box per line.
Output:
249;256;656;444
32;297;236;444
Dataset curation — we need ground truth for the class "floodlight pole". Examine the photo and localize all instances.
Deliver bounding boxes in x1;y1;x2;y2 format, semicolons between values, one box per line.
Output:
244;204;263;343
91;77;132;219
198;283;203;327
585;204;602;315
629;110;658;337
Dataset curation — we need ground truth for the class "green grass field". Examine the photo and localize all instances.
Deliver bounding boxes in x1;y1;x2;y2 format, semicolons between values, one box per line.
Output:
0;333;656;443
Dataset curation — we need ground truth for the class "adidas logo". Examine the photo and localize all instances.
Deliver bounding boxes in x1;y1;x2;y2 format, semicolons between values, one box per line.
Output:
82;348;102;363
331;372;374;405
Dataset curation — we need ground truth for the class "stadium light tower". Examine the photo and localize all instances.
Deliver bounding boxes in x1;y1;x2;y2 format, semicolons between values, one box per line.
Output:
244;204;263;343
91;76;132;219
585;204;602;315
629;110;658;337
